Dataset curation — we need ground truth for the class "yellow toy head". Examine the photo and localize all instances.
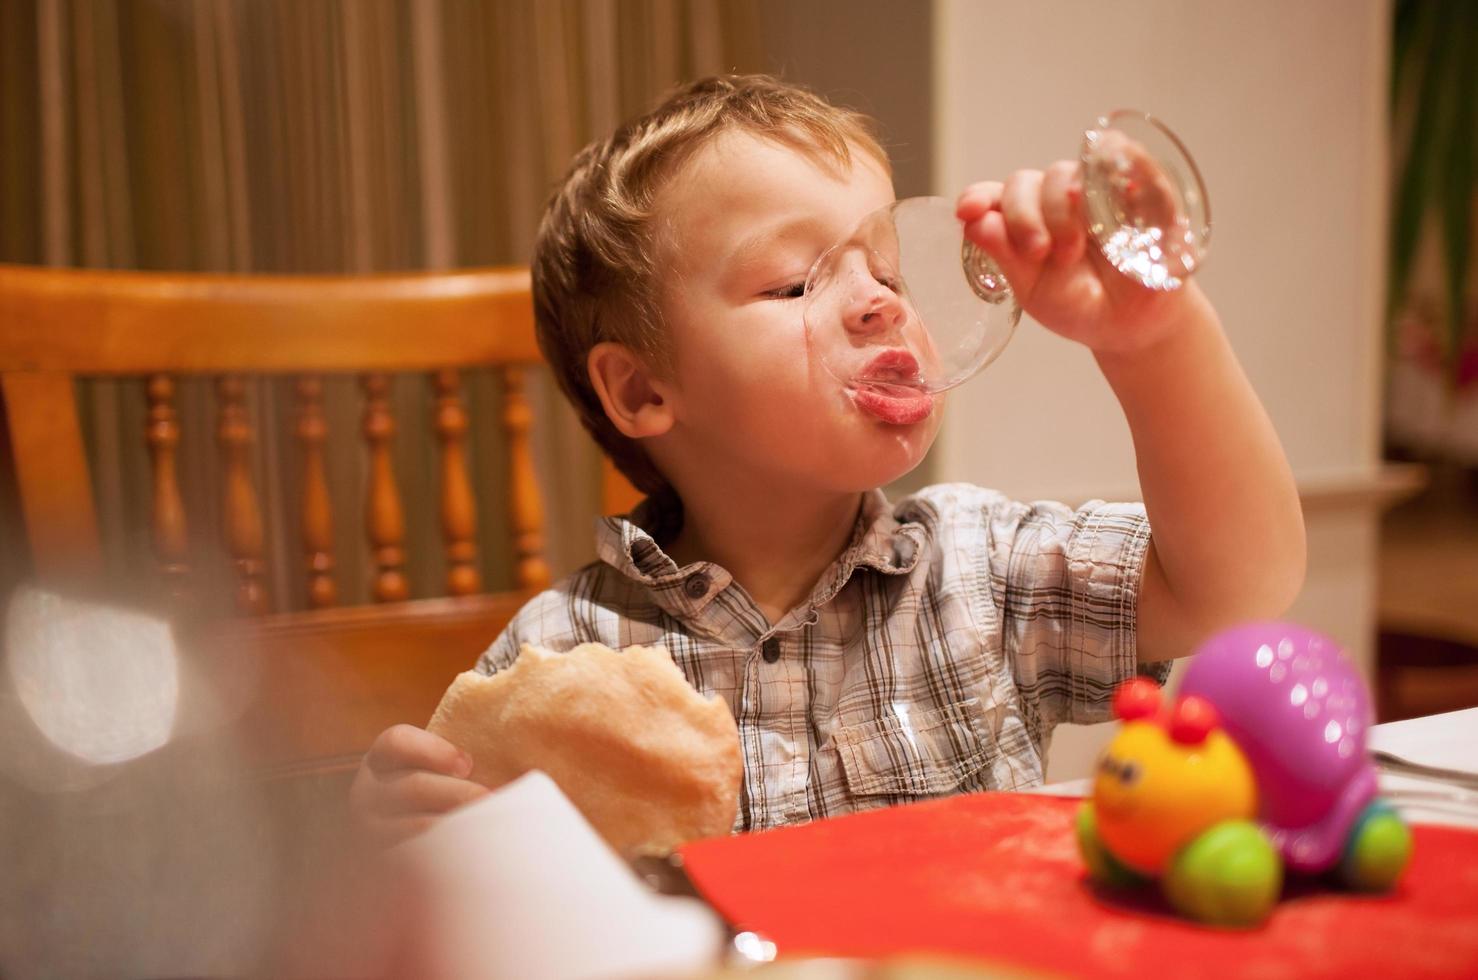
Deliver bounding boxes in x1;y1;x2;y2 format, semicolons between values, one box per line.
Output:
1092;678;1258;874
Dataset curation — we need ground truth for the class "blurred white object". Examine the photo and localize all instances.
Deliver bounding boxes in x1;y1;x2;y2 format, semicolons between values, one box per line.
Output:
388;770;725;980
1370;707;1478;830
1;586;179;790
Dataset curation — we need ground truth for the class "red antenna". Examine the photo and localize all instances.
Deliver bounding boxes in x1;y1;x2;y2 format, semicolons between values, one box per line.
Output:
1113;677;1162;722
1169;695;1219;745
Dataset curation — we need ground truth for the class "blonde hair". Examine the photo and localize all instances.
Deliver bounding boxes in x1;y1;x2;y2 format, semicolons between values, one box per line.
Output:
531;74;890;497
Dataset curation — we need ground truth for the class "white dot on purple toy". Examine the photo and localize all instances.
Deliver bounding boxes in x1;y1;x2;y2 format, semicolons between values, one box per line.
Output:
1324;720;1343;743
1256;644;1274;668
1290;683;1308;707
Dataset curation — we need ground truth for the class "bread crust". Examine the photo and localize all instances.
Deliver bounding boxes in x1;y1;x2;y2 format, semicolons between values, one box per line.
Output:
428;642;742;854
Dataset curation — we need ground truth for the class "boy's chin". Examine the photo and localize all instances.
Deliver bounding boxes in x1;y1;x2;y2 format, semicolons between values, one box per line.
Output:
826;426;938;491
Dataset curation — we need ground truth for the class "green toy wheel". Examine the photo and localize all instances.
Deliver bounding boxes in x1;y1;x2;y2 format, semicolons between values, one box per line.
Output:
1339;801;1412;892
1075;803;1147;889
1163;820;1282;927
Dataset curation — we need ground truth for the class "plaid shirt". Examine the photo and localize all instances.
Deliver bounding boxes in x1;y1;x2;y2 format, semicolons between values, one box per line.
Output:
475;483;1168;832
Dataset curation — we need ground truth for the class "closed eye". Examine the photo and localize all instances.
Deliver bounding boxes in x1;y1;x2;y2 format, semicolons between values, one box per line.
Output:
765;282;807;300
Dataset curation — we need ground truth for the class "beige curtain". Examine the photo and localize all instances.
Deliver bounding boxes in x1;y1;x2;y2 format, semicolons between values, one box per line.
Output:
2;0;760;609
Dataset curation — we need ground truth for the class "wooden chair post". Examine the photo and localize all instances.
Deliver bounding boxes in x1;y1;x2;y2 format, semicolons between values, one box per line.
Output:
216;375;269;614
0;372;104;584
433;369;482;595
145;374;191;592
294;376;337;608
361;373;409;602
500;365;550;590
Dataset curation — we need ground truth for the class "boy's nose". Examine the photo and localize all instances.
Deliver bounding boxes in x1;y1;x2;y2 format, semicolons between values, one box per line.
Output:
841;268;906;338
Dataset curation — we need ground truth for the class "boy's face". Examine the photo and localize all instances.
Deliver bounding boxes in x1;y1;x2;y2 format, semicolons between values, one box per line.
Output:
647;131;942;496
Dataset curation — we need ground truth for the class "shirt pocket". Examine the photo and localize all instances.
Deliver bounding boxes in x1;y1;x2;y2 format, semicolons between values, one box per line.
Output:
831;697;997;798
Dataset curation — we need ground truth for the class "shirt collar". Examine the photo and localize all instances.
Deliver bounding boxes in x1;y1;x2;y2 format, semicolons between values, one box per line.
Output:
594;488;926;625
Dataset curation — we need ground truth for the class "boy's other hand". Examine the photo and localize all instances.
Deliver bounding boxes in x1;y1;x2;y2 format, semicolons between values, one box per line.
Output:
956;157;1197;355
349;724;490;848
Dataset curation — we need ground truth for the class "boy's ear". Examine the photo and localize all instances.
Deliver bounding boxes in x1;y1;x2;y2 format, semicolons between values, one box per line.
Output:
587;342;675;439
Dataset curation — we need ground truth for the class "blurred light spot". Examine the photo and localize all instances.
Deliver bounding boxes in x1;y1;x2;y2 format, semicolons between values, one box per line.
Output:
1324;720;1342;744
6;587;178;765
1289;683;1308;707
1277;638;1294;660
1269;663;1287;683
1255;644;1274;668
1311;677;1328;698
1303;701;1320;720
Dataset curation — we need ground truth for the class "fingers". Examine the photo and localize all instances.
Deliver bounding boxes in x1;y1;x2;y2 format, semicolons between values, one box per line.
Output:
999;170;1049;261
350;732;492;850
955;181;1002;223
370;770;491;817
1040;160;1086;266
366;724;472;778
957;181;1018;272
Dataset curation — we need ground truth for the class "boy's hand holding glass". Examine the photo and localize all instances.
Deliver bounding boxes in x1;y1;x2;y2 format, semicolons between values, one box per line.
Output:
803;111;1211;397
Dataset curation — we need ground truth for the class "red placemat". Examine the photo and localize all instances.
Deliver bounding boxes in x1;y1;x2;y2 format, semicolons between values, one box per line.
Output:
679;792;1478;978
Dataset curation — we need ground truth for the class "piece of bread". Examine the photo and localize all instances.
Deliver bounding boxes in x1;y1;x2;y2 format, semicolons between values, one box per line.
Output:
427;642;743;855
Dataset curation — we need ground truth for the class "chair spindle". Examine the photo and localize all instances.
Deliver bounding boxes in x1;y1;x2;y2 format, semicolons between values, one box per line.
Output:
500;366;550;590
216;375;269;613
433;369;482;595
361;373;409;602
144;375;191;591
294;376;337;608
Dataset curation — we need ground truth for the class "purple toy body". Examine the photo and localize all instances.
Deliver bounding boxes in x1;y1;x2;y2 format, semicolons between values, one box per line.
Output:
1178;623;1378;872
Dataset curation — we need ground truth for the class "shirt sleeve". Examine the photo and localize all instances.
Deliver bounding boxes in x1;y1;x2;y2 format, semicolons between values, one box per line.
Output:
989;498;1170;730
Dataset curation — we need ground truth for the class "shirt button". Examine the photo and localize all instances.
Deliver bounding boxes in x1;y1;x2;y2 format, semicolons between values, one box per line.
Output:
683;572;710;600
761;637;781;663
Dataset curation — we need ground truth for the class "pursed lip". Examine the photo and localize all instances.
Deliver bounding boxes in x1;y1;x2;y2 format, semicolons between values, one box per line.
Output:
856;348;923;385
847;348;933;425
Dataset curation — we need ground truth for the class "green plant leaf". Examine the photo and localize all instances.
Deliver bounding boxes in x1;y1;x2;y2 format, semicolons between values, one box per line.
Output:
1438;3;1476;386
1391;0;1427;111
1387;0;1447;331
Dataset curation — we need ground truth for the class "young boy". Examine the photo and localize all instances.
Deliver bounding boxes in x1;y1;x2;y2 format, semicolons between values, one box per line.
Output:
350;75;1305;846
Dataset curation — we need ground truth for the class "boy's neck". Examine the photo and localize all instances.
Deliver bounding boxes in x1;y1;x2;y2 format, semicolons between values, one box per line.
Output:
664;483;864;627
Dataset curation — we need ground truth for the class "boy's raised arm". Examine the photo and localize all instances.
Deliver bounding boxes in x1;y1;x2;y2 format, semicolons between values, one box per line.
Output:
959;163;1305;663
1093;288;1305;662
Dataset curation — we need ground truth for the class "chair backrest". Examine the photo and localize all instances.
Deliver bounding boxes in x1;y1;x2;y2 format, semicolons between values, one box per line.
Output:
0;263;642;777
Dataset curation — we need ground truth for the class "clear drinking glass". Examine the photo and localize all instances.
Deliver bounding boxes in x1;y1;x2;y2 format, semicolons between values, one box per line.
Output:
804;110;1211;397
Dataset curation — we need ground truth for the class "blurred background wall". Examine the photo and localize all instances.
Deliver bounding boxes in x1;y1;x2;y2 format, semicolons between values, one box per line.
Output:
934;0;1397;776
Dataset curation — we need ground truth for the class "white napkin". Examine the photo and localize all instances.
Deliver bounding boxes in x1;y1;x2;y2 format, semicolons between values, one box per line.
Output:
1369;707;1478;830
387;770;726;980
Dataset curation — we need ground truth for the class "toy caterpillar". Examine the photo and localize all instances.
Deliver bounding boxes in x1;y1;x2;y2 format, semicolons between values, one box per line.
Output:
1076;623;1412;927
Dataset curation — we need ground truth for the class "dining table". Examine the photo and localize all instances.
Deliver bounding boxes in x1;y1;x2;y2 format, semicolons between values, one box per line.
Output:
677;706;1478;979
385;707;1478;979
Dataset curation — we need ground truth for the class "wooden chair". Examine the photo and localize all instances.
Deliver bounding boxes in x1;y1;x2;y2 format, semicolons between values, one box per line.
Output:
0;263;642;780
